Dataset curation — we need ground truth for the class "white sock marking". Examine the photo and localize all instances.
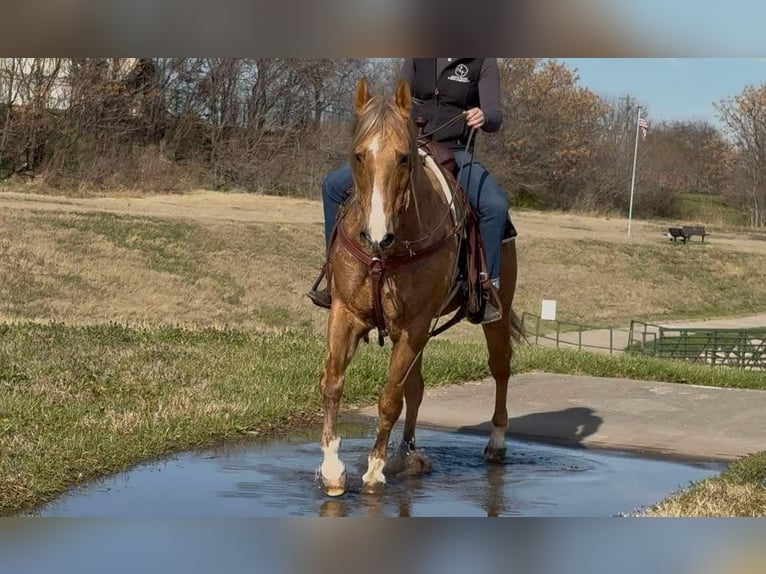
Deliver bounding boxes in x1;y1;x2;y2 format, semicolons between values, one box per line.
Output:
321;437;345;483
362;455;387;486
489;424;506;450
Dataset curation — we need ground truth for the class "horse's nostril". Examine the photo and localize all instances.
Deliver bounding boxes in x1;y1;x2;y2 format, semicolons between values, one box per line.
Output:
380;234;395;249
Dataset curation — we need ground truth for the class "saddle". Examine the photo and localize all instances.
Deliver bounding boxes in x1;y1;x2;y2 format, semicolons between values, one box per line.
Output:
418;137;497;330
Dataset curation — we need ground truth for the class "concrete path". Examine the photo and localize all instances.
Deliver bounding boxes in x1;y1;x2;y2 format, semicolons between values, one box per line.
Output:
350;373;766;461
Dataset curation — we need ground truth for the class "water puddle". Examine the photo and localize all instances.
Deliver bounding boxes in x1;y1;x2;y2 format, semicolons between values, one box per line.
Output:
33;424;726;517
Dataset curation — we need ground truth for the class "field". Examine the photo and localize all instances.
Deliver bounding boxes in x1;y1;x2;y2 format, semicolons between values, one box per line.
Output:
2;187;766;516
2;189;766;339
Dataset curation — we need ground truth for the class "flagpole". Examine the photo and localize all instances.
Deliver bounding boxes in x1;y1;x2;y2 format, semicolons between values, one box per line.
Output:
627;105;642;238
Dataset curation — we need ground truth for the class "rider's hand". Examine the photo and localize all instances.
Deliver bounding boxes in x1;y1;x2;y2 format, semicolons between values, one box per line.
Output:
464;107;485;129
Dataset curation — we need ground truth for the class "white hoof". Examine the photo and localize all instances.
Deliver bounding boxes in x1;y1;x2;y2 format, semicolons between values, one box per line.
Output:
361;456;386;494
320;437;347;496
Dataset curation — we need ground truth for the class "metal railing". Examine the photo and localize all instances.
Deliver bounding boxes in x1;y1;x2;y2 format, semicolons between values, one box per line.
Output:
523;313;765;370
521;312;635;355
629;321;766;370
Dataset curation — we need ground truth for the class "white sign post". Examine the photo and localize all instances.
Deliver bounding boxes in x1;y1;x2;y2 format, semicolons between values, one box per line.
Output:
541;299;557;321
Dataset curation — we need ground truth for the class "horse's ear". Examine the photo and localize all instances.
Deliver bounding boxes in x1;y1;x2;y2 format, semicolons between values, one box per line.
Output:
395;78;411;117
354;77;371;114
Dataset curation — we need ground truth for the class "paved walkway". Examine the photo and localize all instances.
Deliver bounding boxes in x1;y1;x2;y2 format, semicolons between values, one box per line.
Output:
350;373;766;461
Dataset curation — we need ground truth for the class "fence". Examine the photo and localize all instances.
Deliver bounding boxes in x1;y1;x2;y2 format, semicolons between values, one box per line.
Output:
629;321;766;371
522;313;766;371
520;312;639;355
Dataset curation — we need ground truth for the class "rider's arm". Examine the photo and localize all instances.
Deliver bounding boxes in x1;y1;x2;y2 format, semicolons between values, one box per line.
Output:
478;58;502;133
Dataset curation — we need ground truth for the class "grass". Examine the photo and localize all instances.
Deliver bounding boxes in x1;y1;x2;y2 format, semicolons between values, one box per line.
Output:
0;322;491;516
0;207;328;332
2;322;766;516
1;191;766;516
522;238;766;327
2;204;766;338
514;346;766;389
647;452;766;517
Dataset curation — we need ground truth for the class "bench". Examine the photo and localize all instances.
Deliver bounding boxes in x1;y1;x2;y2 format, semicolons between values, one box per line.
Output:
682;226;707;242
667;226;707;243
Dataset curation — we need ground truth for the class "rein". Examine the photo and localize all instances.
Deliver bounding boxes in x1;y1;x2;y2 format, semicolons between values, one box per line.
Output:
416;112;466;142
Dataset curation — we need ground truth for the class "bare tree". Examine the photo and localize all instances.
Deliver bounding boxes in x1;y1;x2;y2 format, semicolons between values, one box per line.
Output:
715;84;766;227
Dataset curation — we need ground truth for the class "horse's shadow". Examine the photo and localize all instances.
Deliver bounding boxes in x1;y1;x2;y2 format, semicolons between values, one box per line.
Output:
457;406;604;448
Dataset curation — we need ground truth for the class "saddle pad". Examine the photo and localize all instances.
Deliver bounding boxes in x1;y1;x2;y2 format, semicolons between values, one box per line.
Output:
418;148;458;225
418;148;517;243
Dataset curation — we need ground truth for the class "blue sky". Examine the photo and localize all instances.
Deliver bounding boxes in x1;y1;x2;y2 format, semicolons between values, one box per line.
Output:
556;59;766;129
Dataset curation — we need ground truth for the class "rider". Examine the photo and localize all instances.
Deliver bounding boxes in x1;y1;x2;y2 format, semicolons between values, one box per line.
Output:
308;58;517;324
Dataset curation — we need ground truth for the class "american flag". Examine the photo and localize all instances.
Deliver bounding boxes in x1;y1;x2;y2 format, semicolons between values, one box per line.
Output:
638;117;649;141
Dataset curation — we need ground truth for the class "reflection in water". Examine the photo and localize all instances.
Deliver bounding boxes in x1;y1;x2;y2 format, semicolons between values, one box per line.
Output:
35;426;726;518
482;464;507;518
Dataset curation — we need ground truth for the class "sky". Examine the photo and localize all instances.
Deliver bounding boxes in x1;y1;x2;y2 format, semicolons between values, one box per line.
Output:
557;58;766;130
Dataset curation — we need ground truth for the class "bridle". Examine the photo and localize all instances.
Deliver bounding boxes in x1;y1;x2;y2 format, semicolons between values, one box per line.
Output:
336;113;477;346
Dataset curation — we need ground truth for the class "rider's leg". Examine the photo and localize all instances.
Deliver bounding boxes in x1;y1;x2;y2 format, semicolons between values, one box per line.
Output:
309;162;354;309
454;150;511;323
322;162;354;249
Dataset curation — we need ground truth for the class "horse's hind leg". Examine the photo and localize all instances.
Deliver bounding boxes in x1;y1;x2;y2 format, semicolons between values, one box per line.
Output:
319;305;366;497
362;329;428;494
482;240;520;463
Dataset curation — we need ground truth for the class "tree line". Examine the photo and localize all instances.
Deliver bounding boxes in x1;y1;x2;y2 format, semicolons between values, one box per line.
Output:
1;58;764;227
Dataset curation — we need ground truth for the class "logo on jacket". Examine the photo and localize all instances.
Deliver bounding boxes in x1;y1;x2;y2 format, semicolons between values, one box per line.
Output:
447;64;470;83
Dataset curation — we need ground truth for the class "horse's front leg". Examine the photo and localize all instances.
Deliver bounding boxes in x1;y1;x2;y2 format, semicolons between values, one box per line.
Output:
319;304;366;497
362;328;428;494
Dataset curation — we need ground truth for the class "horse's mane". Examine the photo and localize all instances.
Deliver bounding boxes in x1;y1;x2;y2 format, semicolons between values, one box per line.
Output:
352;96;415;153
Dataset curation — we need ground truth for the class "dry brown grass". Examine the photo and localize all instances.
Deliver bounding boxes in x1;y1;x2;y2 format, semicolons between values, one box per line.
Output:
647;481;766;517
1;189;766;343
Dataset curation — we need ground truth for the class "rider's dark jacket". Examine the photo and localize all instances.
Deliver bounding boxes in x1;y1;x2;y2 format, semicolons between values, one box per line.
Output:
399;58;503;149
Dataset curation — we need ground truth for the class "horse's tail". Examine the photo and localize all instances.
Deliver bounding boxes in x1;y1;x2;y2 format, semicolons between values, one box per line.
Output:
507;308;525;359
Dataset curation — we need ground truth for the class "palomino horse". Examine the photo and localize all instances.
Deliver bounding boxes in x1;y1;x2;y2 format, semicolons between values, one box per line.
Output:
318;77;521;496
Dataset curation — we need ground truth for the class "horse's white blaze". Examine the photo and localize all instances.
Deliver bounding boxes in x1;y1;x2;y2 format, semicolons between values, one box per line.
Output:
362;455;386;486
367;136;388;243
489;424;506;451
321;437;345;484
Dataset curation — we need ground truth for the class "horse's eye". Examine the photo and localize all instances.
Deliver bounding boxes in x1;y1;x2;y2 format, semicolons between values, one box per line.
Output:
354;151;365;163
397;152;411;165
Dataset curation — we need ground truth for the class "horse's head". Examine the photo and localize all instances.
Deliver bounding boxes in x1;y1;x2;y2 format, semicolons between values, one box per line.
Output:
350;77;416;251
